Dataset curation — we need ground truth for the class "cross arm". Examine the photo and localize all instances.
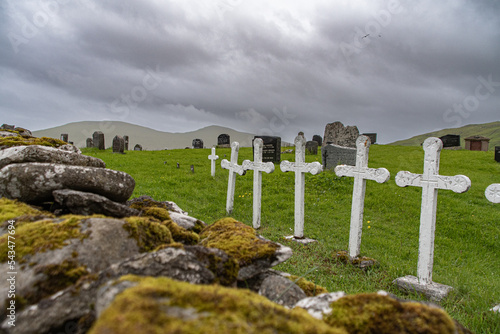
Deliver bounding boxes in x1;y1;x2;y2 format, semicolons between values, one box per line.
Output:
242;160;275;174
335;165;390;183
221;159;246;175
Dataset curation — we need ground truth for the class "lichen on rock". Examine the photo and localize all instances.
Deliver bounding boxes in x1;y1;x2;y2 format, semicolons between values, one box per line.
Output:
89;275;346;334
288;275;329;297
123;217;173;252
0;197;54;223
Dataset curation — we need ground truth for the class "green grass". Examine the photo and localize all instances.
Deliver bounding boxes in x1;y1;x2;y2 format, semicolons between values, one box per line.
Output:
83;145;500;333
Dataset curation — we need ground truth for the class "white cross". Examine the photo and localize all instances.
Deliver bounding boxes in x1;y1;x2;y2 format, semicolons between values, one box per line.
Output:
280;135;323;238
221;142;246;215
208;147;219;177
395;137;471;285
335;135;390;259
485;183;500;203
242;138;275;229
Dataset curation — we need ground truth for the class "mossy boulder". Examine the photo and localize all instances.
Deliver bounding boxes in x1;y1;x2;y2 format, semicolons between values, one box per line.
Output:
0;135;66;149
89;275;346;334
0;197;54;224
288;275;329;297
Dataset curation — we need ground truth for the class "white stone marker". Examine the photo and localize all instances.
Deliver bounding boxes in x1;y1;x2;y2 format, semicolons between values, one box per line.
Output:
242;138;275;229
221;142;246;215
280;135;323;238
335;135;390;259
485;183;500;203
394;137;471;301
208;147;219;177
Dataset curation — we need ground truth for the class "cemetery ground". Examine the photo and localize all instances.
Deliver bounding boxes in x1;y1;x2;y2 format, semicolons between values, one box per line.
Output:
83;145;500;333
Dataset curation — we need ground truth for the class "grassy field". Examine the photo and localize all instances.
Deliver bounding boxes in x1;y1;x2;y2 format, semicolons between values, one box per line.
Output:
83;144;500;333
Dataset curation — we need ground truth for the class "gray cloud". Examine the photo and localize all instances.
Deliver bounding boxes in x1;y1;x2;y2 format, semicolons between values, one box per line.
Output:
1;0;499;144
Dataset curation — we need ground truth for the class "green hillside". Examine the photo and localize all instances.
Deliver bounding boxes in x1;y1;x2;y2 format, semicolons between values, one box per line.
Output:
389;121;500;150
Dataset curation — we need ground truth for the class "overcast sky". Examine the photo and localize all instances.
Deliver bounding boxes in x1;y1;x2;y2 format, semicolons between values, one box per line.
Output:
1;0;499;144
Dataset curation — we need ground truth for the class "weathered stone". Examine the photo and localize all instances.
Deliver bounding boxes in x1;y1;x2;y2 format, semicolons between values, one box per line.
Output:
305;140;318;155
218;133;230;147
92;131;105;150
393;275;454;302
53;189;140;218
295;292;346;319
184;245;238;286
14;127;32;137
58;144;81;154
123;135;129;150
323;121;359;148
485;183;500;203
126;195;189;215
133;144;142;151
0;145;106;169
322;144;357;169
192;138;203;149
258;274;307;308
86;137;93;148
312;135;322;146
169;211;206;231
60;134;68;142
0;130;19;138
112;135;125;154
362;133;377;144
0;163;135;203
1;124;15;130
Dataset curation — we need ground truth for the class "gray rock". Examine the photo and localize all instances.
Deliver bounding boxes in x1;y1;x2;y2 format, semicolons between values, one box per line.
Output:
0;162;135;203
258;274;307;308
14;127;32;137
58;144;82;154
169;211;206;230
294;292;346;319
0;131;19;138
127;195;189;215
53;189;140;218
0;145;105;169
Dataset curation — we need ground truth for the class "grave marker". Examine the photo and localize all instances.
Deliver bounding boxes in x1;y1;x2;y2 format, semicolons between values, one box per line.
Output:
134;144;142;151
124;135;129;150
218;134;230;147
305;141;319;155
439;134;460;148
495;146;500;163
362;133;377;144
221;142;246;214
86;138;93;148
322;144;356;169
112;135;125;154
394;137;471;300
254;136;281;163
485;184;500;203
312;135;322;146
192;139;204;149
60;134;68;143
208;147;219;177
242;138;275;229
93;131;105;150
280;135;323;238
334;135;390;258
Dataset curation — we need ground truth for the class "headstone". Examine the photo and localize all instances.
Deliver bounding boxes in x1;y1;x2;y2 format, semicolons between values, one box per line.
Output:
242;138;275;229
254;136;281;163
177;163;180;169
322;144;357;169
323;121;359;148
218;134;230;147
93;131;105;150
221;142;246;214
208;147;219;177
305;141;318;155
60;134;68;143
192;139;204;149
86;138;93;148
334;136;390;258
124;136;129;150
112;135;125;154
485;184;500;203
280;135;323;238
439;134;460;148
190;165;195;173
1;124;15;130
394;137;471;300
495;146;500;163
134;144;142;151
312;135;322;146
362;133;377;144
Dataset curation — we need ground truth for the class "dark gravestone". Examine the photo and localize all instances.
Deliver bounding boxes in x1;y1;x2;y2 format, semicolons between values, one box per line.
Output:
60;134;68;143
134;144;142;151
495;146;500;163
218;134;230;147
112;135;125;154
93;131;105;150
305;141;319;155
439;134;460;148
322;144;356;170
254;136;281;163
312;135;322;146
192;139;204;149
123;136;129;150
190;165;195;173
86;138;93;148
362;133;377;144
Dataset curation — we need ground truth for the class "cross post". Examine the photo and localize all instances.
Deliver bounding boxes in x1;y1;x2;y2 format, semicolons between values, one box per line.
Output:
395;137;471;285
335;135;390;258
242;138;275;229
208;147;219;177
280;135;323;238
221;142;246;215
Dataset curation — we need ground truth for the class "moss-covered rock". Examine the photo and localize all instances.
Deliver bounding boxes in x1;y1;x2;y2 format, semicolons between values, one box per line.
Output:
324;293;458;334
89;275;346;334
123;217;173;252
0;197;54;223
288;275;329;297
0;135;67;148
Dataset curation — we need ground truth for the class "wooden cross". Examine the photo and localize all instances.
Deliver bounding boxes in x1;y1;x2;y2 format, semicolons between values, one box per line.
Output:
280;135;323;238
395;137;471;284
242;138;275;229
221;142;246;215
485;183;500;203
208;147;219;177
335;135;390;258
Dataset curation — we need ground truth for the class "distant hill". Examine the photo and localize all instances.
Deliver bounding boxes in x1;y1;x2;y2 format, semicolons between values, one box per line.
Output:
32;121;258;150
389;121;500;150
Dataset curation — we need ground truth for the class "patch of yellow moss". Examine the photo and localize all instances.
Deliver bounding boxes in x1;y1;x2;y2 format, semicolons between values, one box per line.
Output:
0;136;67;148
142;207;171;221
199;218;279;266
0;216;90;263
123;217;173;252
89;275;346;334
0;197;54;223
128;198;169;211
288;275;328;297
323;293;457;334
162;219;200;245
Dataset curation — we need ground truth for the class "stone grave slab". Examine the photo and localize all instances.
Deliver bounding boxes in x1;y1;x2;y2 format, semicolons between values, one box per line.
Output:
124;135;129;150
86;138;93;148
254;136;281;163
312;135;322;146
112;135;125;154
495;146;500;162
93;131;105;150
439;134;460;148
322;144;356;170
485;183;500;203
218;134;230;148
323;121;359;148
192;139;204;149
305;141;318;155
